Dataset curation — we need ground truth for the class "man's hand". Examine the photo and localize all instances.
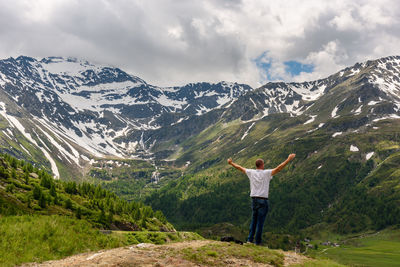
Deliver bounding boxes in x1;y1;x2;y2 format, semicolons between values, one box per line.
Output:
227;158;246;174
272;154;296;176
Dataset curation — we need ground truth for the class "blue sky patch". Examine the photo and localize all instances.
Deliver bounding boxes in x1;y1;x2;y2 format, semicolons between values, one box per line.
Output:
284;60;314;76
253;52;315;83
253;51;273;81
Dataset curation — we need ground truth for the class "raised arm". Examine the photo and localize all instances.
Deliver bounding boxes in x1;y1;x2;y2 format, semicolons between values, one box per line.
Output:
271;154;296;176
227;158;246;174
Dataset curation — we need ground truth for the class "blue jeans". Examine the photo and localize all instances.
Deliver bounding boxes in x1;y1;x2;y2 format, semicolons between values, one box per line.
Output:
247;198;269;245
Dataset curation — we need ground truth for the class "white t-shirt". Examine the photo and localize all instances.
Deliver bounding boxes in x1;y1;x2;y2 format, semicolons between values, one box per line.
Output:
245;169;273;198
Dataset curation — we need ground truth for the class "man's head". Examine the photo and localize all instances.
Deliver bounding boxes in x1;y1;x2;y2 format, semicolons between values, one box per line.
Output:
255;159;264;169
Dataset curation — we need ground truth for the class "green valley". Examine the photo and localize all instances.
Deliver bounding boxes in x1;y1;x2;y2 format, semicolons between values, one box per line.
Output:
305;228;400;267
145;113;400;235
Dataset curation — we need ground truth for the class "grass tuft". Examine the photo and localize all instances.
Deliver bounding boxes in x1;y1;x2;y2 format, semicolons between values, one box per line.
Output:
177;242;284;266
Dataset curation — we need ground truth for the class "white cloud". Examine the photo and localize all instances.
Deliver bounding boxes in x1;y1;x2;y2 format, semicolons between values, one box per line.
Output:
329;9;364;31
293;40;348;82
0;0;399;88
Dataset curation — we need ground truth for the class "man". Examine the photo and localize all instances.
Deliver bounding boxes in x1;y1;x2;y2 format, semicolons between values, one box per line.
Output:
227;154;296;245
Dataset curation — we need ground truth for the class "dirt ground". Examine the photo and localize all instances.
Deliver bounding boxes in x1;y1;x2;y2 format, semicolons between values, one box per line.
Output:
21;240;308;267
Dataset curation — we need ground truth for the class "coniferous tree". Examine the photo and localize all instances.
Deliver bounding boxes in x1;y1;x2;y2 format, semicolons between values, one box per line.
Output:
27;196;32;208
5;184;14;193
140;218;147;229
98;209;106;225
107;212;113;224
50;184;57;197
155;210;167;224
115;202;123;214
65;198;73;210
76;207;82;219
11;169;16;179
33;184;42;200
0;166;8;179
40;173;52;189
133;208;141;221
24;172;30;184
65;181;78;194
39;194;46;208
27;162;33;173
109;203;115;215
53;194;60;205
10;157;18;168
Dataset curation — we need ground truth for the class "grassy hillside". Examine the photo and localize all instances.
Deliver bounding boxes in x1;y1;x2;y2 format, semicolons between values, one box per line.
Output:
0;215;126;267
0;152;182;266
0;153;173;231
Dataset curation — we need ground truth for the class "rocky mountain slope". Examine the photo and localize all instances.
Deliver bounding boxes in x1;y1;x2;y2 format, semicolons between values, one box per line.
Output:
0;56;251;177
1;55;400;178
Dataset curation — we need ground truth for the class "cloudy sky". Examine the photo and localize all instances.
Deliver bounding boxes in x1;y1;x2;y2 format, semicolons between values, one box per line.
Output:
1;0;399;88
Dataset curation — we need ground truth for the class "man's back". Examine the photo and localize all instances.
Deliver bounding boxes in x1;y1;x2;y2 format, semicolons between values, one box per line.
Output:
245;169;273;198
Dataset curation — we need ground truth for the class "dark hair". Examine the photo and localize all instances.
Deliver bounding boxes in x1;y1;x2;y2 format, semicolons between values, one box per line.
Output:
255;159;264;168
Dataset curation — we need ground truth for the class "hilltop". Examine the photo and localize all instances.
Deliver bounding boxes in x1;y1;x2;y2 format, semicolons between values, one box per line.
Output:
22;240;319;267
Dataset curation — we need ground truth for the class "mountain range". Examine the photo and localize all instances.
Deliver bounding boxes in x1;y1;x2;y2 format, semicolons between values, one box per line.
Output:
0;56;252;177
1;55;400;233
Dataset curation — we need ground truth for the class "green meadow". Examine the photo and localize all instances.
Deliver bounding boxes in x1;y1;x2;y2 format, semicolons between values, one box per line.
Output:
312;229;400;267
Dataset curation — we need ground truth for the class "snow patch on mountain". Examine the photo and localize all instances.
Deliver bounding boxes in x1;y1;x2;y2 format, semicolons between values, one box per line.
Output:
369;57;400;101
241;122;256;140
40;147;60;178
372;114;400;122
0;72;11;86
366;152;374;160
331;106;339;118
38;126;80;166
368;100;380;106
196;105;212;115
353;105;363;115
249;98;258;109
2;129;13;140
348;68;360;76
304;115;317;125
156;94;187;109
37;57;106;76
332;132;342;137
350;145;359;152
0;103;59;178
290;84;326;101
